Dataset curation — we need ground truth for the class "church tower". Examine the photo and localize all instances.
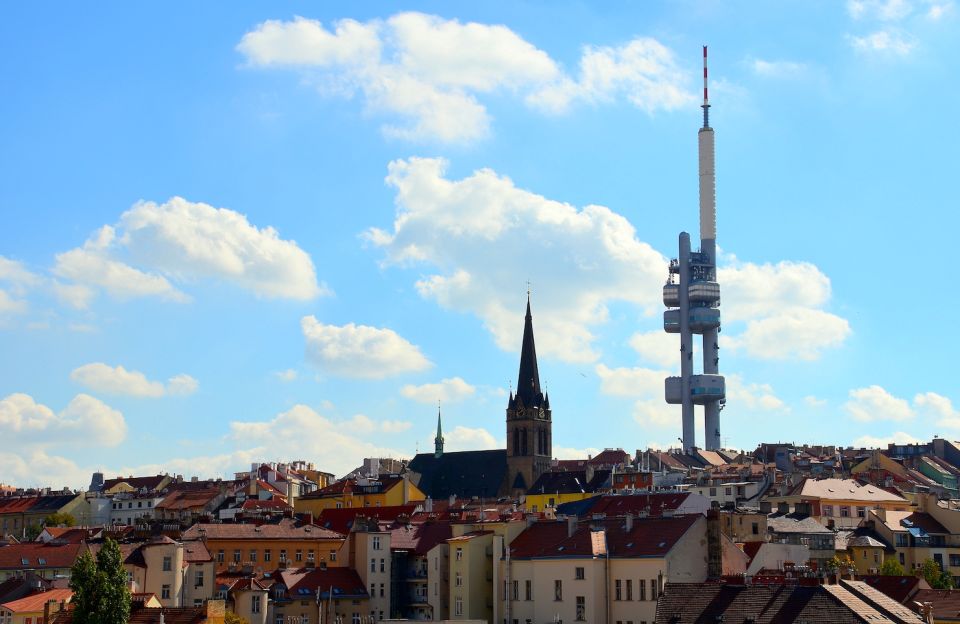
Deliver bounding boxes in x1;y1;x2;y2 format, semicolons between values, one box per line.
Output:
505;294;552;496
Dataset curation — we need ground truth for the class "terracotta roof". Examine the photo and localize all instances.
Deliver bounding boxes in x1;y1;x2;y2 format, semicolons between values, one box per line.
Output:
156;488;220;511
793;478;908;503
276;567;368;599
387;521;452;555
654;582;898;623
910;589;960;622
0;589;72;613
586;449;630;466
556;492;693;518
39;528;98;544
839;579;925;622
0;542;85;570
240;499;291;511
182;518;343;541
879;510;950;536
53;605;212;624
315;505;418;534
304;475;405;499
182;541;212;563
857;575;927;603
0;495;78;516
510;515;700;559
102;475;168;492
696;449;728;467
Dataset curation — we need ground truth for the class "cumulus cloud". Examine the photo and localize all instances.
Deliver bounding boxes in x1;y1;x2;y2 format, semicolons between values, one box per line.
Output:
749;58;808;77
0;256;41;291
853;431;922;448
0;393;126;447
846;385;915;421
301;315;431;378
275;369;299;382
442;425;500;451
628;331;679;368
54;197;324;305
848;29;915;54
721;308;851;361
69;363;198;398
553;445;603;460
915;392;960;429
0;289;28;315
368;158;666;362
726;375;786;411
401;377;476;404
804;395;828;408
238;13;692;143
596;364;668;397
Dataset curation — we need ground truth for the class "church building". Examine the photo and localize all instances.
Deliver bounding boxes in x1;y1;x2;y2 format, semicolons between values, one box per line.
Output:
406;295;553;500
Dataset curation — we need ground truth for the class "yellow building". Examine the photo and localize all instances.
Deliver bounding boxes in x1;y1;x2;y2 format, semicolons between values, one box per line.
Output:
869;505;960;583
294;474;425;515
846;534;891;574
0;588;72;624
182;518;346;573
524;469;611;513
269;568;370;624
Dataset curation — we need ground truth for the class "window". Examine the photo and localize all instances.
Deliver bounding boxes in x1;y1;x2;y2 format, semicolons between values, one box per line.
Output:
822;505;834;517
639;579;646;601
380;558;385;573
195;570;204;587
329;549;337;562
626;579;633;601
900;552;905;565
456;548;463;561
512;580;519;600
217;550;224;563
371;558;376;572
650;579;657;601
857;506;867;518
373;536;382;550
250;550;257;563
725;487;732;496
575;567;584;580
308;550;315;563
162;555;172;571
233;550;242;564
251;595;261;614
296;549;302;562
456;572;463;587
162;584;171;600
554;580;562;601
379;583;385;598
264;549;272;562
615;579;622;600
280;549;287;563
840;506;850;518
525;579;532;601
352;615;361;624
576;596;585;621
751;522;759;535
455;597;463;616
709;487;717;497
950;554;960;567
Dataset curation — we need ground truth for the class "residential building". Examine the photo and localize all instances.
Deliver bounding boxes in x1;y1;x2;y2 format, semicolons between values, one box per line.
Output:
868;508;960;582
109;493;165;526
767;477;911;529
524;468;611;513
267;567;369;624
765;506;836;569
0;588;72;624
0;542;86;581
343;519;391;621
294;474;425;514
182;518;345;574
0;494;86;540
718;508;766;543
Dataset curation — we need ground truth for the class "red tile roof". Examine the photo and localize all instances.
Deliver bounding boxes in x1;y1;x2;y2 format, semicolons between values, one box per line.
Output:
156;488;220;511
277;567;368;599
0;588;73;613
857;574;927;603
510;515;700;559
0;543;86;570
387;521;452;555
586;449;630;466
102;475;169;492
314;505;418;534
182;518;343;541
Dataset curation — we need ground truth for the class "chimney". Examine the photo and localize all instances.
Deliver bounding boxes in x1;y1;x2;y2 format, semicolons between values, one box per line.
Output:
624;513;634;532
425;497;433;513
566;516;577;538
759;500;772;514
777;502;790;514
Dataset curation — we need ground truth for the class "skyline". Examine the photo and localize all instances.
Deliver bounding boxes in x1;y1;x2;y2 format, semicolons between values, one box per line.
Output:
2;1;959;488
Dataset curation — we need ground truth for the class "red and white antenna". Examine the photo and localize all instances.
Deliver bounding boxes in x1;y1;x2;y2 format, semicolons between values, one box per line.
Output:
702;45;711;128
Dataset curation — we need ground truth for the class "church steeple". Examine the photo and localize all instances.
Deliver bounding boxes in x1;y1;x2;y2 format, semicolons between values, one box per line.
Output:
513;293;543;409
434;403;444;458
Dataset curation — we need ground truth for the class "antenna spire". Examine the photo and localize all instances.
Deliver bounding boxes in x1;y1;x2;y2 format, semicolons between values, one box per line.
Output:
702;45;710;129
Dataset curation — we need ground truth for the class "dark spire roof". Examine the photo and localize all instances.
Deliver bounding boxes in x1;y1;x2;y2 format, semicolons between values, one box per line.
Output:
515;294;542;408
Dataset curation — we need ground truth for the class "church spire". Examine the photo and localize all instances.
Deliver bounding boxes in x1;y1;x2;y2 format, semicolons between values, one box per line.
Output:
434;402;444;458
515;291;542;407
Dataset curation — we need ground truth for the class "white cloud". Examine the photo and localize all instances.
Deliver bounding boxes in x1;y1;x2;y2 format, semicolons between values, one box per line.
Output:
846;385;915;421
595;364;668;397
804;395;828;408
69;363;198;398
238;13;692;143
749;58;808;77
275;369;299;382
369;158;667;362
719;259;832;321
853;431;922;448
0;393;126;447
848;0;915;20
628;331;678;368
401;377;476;404
0;289;28;315
552;445;603;460
927;2;953;19
726;374;786;411
54;197;324;304
632;399;677;428
915;392;960;429
0;256;41;290
301;315;431;378
721;308;851;361
849;29;915;54
442;425;500;451
382;420;413;433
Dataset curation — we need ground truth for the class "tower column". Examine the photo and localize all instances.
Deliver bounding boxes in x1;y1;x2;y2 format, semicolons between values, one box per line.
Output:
679;233;695;452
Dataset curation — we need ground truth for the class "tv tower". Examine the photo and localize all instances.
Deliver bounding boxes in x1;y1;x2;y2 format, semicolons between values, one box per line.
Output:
663;46;725;452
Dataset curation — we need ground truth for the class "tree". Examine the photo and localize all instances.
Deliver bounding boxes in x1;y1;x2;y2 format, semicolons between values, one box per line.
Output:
826;554;855;574
69;539;131;624
919;558;955;590
879;557;905;576
225;612;250;624
44;512;76;528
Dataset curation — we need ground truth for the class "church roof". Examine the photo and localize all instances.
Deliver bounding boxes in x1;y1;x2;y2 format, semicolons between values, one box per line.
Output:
407;450;508;500
512;296;544;410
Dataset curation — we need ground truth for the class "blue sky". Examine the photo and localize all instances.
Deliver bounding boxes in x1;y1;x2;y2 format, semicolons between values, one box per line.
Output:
2;1;958;488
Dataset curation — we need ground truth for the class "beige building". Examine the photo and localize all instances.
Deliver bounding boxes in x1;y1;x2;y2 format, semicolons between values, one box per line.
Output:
0;588;72;624
343;521;392;621
767;477;911;529
117;536;214;608
501;514;708;624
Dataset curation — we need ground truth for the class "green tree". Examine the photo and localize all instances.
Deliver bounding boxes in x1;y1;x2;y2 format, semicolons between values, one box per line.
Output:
919;558;955;589
826;554;855;574
69;539;131;624
44;512;76;527
24;524;42;541
879;557;905;576
225;612;250;624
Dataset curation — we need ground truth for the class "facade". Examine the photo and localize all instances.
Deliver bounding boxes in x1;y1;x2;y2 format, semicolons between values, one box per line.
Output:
0;494;86;540
294;474;425;514
344;523;392;621
768;477;911;529
0;588;72;624
182;519;345;574
269;567;370;624
0;543;86;581
109;493;165;526
524;469;611;513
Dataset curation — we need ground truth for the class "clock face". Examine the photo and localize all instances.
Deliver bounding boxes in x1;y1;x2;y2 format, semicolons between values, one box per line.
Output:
516;407;525;417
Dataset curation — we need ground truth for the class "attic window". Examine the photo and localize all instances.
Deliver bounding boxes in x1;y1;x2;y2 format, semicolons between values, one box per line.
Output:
626;543;633;548
558;546;565;551
658;542;667;548
21;558;29;565
38;558;46;565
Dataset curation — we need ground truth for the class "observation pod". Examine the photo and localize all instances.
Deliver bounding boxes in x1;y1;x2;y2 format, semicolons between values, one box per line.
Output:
665;374;726;405
664;308;720;333
687;280;720;303
663;283;680;307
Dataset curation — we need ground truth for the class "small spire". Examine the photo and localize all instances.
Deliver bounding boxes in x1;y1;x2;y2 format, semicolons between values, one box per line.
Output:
434;402;444;458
